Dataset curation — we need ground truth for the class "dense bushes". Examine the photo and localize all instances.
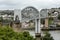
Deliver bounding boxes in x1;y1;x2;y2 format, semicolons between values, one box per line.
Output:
42;32;54;40
58;14;60;20
48;17;53;25
56;24;60;27
0;26;54;40
0;27;35;40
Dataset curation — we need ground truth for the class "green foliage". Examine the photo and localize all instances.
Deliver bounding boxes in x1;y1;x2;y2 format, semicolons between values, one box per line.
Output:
48;13;51;16
41;19;45;24
48;20;52;25
48;17;53;25
56;24;60;27
58;14;60;20
0;16;3;22
43;31;54;40
0;27;35;40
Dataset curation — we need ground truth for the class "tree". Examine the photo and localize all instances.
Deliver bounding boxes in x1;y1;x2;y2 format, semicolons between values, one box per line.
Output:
58;14;60;20
48;17;53;25
42;31;54;40
0;16;3;22
41;19;45;24
56;24;60;27
0;27;35;40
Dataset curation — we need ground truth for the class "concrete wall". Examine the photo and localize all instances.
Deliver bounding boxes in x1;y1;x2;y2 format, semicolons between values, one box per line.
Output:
14;9;21;21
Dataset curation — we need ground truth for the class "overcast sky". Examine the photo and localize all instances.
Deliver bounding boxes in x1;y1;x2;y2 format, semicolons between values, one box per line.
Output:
0;0;60;10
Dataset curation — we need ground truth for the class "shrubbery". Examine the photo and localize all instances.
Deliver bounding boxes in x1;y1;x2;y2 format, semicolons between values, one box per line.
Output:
0;27;35;40
48;17;53;25
58;14;60;20
0;26;54;40
42;32;54;40
56;24;60;27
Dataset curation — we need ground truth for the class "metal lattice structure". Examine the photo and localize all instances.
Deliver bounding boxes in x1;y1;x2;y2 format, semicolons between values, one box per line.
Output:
21;6;39;22
40;9;48;18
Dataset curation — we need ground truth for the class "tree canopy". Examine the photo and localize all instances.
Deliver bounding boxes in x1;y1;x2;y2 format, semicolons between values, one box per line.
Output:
0;27;35;40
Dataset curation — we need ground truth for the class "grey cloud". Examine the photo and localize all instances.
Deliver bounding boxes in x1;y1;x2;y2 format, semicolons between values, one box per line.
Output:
0;0;60;10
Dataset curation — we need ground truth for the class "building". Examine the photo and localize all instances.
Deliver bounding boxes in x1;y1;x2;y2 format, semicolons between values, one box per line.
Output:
0;10;14;26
